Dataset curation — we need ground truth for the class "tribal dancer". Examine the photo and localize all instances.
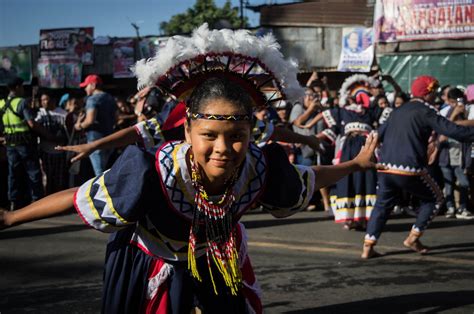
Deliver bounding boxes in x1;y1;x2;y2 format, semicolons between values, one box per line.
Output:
310;75;381;230
0;24;378;312
362;76;474;259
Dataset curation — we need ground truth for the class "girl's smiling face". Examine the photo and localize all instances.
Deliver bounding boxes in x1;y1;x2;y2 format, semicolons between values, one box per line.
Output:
185;98;251;191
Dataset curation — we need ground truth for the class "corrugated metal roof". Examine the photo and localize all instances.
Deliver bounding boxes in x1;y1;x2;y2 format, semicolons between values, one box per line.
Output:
255;1;375;27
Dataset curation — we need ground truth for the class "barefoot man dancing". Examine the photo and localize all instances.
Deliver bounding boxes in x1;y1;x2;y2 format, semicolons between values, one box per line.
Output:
362;76;474;259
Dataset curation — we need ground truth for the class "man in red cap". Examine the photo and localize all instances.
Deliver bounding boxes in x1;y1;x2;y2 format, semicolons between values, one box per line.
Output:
76;74;117;176
362;75;474;258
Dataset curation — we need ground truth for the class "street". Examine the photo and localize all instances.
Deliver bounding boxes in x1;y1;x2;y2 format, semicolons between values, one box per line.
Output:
1;211;473;313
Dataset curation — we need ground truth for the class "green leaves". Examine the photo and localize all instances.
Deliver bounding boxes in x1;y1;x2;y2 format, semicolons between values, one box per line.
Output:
160;0;249;35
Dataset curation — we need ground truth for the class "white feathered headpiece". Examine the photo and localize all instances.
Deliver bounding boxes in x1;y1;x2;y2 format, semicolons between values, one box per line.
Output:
133;23;303;107
338;74;378;107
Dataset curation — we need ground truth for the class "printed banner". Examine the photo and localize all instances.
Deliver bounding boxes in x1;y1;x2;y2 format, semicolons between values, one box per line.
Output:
39;27;94;64
0;47;32;85
113;39;135;78
375;0;474;43
37;57;82;89
337;27;374;72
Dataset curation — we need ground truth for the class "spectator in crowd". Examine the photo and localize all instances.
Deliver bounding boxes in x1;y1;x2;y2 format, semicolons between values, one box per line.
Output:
438;88;474;219
439;85;451;111
0;137;7;208
393;92;410;108
289;86;321;211
290;87;319;166
115;97;136;131
464;84;474;211
75;74;117;176
0;77;51;210
373;94;393;128
63;94;93;187
35;91;68;194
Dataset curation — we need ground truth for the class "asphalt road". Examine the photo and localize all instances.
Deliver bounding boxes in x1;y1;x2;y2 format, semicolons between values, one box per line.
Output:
0;211;473;313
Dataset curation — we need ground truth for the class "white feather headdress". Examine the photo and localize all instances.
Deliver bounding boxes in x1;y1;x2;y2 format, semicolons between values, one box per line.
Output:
132;23;303;107
339;74;377;107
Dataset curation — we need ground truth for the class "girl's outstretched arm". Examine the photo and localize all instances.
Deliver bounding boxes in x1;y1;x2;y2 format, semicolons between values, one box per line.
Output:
56;126;139;163
312;132;384;190
0;188;78;230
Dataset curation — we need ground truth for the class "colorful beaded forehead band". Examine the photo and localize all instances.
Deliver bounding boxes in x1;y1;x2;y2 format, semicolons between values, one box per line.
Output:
187;111;252;121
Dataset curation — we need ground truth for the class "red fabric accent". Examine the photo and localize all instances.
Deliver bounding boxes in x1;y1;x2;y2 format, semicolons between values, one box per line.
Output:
72;189;95;230
142;259;170;314
236;224;263;314
411;76;439;97
162;102;186;131
356;92;371;108
129;240;156;257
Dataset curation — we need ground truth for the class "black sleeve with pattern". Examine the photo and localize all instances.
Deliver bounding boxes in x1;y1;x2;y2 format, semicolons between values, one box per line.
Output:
259;143;316;218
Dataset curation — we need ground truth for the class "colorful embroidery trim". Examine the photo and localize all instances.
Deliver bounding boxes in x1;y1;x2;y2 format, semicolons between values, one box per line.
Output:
187;111;252;121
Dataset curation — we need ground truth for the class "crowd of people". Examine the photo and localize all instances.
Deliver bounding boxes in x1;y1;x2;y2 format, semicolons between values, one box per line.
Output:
0;74;167;209
1;23;474;312
1;68;474;226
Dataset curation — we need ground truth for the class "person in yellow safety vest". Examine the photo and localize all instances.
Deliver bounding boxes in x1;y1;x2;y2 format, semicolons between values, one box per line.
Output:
0;77;54;210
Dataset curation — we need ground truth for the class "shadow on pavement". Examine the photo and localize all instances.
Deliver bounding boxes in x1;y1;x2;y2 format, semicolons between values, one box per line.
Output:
0;224;90;239
375;242;474;257
243;216;333;229
383;219;474;233
284;290;474;313
424;241;474;255
0;283;102;313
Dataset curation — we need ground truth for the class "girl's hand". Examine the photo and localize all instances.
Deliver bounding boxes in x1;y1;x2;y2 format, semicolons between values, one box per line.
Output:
55;142;95;163
354;132;384;170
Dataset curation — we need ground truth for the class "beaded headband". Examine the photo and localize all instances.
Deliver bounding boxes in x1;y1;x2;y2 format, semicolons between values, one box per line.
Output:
187;112;252;121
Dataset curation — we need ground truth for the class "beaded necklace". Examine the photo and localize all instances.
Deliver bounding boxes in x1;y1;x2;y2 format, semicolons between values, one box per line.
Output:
187;153;242;295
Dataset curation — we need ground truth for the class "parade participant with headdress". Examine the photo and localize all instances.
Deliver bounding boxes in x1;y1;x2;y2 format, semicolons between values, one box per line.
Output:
362;75;474;259
0;24;379;312
305;74;380;230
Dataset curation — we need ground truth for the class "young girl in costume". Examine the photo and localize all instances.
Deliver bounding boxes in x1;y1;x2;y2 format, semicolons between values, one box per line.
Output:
0;25;379;313
304;75;382;230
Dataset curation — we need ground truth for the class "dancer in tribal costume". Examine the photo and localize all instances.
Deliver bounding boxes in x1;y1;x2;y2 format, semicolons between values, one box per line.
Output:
0;24;379;313
318;75;381;230
362;76;474;259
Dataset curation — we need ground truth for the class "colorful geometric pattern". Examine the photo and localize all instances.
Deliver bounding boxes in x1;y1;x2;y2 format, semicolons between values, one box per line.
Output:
187;111;252;121
331;194;377;223
73;170;134;233
156;141;267;221
343;122;372;135
322;110;337;128
134;117;163;149
252;119;274;147
378;107;393;125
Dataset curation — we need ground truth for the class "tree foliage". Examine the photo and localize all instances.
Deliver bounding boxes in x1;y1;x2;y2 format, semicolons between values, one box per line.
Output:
160;0;249;35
